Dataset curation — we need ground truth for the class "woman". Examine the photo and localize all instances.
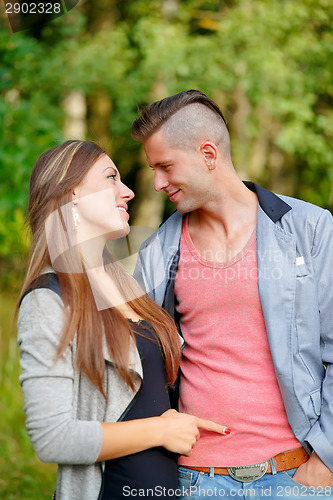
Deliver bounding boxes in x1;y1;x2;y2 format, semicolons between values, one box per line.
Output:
17;141;229;500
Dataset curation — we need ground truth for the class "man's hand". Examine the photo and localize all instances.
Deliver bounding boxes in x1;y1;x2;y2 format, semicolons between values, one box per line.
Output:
293;452;333;487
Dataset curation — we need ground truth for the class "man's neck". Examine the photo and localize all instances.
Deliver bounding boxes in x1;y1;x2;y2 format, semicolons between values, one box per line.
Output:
187;182;258;263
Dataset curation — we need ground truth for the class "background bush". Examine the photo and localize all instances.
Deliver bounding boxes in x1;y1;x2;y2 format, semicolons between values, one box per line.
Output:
1;1;332;497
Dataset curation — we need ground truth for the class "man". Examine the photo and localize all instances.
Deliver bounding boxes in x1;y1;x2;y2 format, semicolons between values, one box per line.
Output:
131;90;333;496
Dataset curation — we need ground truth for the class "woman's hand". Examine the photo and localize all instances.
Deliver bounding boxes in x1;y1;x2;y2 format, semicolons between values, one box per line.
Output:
159;409;231;456
98;410;230;461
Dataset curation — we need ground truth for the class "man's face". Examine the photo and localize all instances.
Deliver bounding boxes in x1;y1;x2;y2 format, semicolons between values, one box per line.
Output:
143;129;211;214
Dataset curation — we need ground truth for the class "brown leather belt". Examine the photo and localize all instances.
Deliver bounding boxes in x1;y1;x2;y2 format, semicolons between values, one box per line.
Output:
186;447;309;476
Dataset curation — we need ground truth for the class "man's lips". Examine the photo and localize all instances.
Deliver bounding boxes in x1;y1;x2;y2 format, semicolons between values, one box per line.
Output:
167;189;180;201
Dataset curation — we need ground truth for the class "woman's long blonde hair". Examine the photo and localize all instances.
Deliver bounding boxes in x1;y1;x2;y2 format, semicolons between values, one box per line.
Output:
18;140;181;397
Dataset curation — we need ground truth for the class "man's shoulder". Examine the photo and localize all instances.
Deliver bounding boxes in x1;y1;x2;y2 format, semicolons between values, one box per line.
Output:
278;193;329;218
275;194;333;239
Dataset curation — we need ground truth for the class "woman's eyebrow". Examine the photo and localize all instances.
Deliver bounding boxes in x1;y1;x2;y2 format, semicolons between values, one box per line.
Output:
103;166;118;175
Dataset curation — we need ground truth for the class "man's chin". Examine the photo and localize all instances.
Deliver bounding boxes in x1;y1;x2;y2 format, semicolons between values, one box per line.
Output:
174;199;194;214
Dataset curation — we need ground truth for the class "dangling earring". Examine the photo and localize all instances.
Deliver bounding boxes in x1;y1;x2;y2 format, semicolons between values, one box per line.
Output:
72;202;80;231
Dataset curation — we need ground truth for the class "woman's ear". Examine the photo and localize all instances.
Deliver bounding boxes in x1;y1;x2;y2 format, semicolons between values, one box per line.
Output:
72;188;78;202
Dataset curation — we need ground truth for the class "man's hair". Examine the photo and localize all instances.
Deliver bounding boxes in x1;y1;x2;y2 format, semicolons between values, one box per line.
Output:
131;89;228;149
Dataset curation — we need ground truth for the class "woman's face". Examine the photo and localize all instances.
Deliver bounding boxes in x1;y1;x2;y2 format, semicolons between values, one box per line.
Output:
73;154;134;242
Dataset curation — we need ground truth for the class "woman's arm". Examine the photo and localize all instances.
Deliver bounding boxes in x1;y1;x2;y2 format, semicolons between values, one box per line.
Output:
18;289;230;465
18;289;103;464
98;410;229;461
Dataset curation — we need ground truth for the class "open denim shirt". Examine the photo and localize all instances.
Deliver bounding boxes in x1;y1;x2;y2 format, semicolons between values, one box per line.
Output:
134;182;333;472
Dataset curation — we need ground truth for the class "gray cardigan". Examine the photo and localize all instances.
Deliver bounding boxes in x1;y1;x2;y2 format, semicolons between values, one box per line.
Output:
18;287;143;500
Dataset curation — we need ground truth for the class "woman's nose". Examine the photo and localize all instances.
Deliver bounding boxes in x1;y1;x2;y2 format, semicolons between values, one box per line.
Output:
121;182;135;201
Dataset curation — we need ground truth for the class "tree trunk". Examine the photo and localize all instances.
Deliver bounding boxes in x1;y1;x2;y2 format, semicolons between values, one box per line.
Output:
63;91;87;139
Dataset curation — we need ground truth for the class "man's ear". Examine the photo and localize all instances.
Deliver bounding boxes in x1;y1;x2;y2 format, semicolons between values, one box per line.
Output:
200;142;217;170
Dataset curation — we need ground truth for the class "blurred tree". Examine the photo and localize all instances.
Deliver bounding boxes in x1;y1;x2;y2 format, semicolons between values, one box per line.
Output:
127;0;333;209
1;0;332;289
0;25;66;287
83;0;116;153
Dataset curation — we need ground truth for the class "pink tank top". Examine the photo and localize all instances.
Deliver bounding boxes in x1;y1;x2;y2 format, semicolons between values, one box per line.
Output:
176;216;300;466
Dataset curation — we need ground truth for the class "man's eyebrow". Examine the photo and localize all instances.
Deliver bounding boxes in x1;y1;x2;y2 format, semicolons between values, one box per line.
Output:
149;160;173;168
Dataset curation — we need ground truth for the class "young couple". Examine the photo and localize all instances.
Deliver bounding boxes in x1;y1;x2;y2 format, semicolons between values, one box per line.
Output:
18;90;333;499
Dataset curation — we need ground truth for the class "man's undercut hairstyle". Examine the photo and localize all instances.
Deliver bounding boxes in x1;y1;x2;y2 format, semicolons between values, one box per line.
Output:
131;90;229;152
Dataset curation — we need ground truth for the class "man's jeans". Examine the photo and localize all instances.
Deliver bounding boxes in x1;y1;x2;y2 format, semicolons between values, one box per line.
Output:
177;466;333;499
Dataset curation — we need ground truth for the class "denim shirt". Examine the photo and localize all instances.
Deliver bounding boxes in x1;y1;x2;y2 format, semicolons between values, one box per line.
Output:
134;182;333;472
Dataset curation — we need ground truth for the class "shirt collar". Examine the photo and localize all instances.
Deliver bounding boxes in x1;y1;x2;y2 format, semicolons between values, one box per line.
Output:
243;181;292;223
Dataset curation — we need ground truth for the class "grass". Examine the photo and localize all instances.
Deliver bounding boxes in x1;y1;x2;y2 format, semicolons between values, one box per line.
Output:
0;291;57;500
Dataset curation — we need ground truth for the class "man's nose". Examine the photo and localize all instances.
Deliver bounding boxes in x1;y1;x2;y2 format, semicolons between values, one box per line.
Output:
154;170;168;192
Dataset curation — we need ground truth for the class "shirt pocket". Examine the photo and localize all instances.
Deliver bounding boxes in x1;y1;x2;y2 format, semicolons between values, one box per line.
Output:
309;387;322;417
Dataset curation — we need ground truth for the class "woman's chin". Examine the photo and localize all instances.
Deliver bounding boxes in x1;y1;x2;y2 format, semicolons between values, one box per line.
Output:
106;224;130;241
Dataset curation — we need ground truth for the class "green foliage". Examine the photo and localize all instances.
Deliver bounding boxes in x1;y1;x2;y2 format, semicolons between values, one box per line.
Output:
0;24;67;283
1;2;333;495
1;0;333;289
0;293;57;499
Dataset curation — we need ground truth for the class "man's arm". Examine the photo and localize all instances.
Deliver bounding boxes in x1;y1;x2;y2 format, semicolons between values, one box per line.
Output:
293;452;333;487
300;209;333;480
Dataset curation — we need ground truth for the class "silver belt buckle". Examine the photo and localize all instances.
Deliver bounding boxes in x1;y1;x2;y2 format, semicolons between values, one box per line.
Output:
227;461;268;482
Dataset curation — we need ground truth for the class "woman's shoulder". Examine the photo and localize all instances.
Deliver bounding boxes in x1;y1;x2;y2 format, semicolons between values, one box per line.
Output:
20;268;61;303
18;273;64;344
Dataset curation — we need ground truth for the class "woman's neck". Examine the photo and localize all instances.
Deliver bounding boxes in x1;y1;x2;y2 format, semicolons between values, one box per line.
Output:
86;266;142;321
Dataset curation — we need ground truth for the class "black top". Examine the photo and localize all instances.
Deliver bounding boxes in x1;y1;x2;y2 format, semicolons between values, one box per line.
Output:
100;321;177;499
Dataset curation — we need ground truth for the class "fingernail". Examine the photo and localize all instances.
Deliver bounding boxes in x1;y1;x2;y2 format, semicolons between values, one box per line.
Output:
224;428;231;435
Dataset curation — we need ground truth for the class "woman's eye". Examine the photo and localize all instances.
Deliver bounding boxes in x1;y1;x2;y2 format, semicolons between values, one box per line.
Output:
107;174;117;181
